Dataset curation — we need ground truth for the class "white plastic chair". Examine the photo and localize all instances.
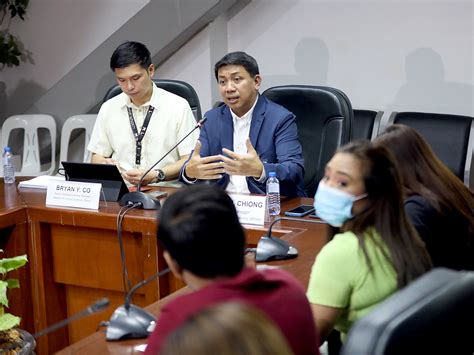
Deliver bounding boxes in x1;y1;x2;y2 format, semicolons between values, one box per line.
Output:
1;114;57;176
59;114;97;163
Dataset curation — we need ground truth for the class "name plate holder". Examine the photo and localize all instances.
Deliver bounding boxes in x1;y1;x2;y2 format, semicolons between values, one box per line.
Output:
230;194;267;226
46;180;102;210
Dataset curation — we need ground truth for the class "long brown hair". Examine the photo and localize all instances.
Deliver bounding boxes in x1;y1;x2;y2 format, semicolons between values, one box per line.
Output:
375;124;473;233
338;141;432;287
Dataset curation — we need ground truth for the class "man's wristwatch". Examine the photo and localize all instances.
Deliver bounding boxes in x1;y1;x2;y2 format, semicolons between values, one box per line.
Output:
154;169;166;183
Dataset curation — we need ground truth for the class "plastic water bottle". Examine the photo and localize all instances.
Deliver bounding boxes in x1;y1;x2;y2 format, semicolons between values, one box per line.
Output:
3;147;15;184
266;172;280;216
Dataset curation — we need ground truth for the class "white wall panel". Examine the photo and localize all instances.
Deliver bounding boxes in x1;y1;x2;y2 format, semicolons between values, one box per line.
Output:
220;0;474;116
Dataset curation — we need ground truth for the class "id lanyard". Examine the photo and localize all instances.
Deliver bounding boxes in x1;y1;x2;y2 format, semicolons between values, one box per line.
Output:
127;105;154;166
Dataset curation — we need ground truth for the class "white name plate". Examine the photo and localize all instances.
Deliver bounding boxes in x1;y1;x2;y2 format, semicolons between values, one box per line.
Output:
46;180;102;210
230;194;267;226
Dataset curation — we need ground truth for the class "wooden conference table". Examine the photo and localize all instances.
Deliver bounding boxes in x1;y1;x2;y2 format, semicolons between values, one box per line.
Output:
0;181;328;354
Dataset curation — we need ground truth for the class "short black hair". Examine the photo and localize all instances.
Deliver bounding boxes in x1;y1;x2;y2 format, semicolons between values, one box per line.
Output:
110;41;152;71
214;51;260;81
158;185;245;278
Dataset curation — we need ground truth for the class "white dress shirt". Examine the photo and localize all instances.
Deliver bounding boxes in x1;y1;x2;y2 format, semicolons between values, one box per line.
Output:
226;97;262;194
88;83;198;172
182;97;265;191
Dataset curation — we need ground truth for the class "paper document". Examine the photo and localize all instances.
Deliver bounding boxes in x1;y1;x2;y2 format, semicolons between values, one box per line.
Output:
19;175;65;189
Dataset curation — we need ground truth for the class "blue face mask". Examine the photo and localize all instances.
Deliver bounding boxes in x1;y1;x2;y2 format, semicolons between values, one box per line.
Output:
314;181;367;227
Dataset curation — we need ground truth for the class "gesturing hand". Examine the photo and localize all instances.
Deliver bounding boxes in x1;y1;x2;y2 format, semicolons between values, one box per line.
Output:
220;138;263;178
185;141;225;180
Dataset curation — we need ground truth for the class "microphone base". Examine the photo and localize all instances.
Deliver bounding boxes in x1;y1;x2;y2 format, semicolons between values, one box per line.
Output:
106;304;157;341
119;191;161;210
255;235;298;262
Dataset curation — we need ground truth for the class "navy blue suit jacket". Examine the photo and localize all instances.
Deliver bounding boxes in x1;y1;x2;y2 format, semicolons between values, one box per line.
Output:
181;95;305;197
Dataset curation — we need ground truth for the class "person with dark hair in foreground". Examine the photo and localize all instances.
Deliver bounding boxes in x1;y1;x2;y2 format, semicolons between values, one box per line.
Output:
375;124;474;270
180;51;305;197
160;302;293;355
145;185;319;354
307;140;432;343
88;41;198;186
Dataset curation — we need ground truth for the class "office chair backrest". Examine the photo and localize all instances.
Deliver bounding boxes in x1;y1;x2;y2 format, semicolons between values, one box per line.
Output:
102;79;202;121
262;85;353;196
341;268;474;355
353;109;383;140
389;111;473;184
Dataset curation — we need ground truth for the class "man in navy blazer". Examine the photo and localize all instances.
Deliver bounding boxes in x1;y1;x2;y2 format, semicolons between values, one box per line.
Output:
181;52;305;197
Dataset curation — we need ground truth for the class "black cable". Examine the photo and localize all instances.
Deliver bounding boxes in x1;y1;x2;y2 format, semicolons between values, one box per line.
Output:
117;205;130;294
116;202;141;294
119;203;141;291
97;321;109;332
119;203;140;291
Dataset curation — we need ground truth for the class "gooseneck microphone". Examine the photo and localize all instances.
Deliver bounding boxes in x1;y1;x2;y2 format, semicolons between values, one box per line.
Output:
253;216;326;262
106;268;171;341
124;268;170;310
33;298;110;338
119;117;207;209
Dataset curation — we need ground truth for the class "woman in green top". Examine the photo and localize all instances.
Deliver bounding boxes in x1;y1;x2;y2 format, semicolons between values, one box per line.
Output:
307;140;432;342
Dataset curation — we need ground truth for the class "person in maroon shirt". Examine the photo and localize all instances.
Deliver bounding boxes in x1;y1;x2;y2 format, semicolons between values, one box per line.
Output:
145;185;319;355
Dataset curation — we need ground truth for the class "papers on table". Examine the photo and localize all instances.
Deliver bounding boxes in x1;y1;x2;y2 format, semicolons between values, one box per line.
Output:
18;175;65;189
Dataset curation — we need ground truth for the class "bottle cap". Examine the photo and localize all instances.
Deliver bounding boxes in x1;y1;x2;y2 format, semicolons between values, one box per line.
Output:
4;146;11;152
269;172;276;177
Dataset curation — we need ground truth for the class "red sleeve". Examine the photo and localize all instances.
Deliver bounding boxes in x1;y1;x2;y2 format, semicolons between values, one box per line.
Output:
144;304;183;355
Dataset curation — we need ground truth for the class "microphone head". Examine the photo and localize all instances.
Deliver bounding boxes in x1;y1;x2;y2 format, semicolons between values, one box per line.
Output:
89;298;110;313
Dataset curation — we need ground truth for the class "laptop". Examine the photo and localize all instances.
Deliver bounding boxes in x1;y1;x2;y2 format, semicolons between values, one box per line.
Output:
61;161;129;202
